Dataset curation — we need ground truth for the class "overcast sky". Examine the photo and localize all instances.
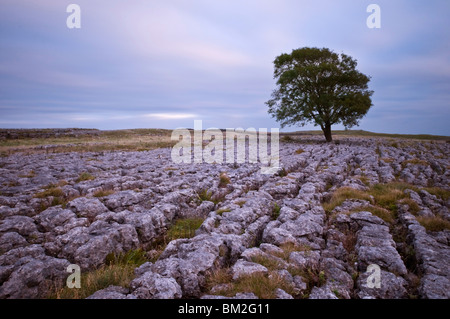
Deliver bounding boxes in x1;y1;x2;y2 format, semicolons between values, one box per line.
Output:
0;0;449;135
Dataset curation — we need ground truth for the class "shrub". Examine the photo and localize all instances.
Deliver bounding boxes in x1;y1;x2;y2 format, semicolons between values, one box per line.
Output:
278;168;287;177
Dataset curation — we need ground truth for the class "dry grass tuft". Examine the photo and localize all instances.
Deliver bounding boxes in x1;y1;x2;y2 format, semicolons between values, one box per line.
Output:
417;215;450;232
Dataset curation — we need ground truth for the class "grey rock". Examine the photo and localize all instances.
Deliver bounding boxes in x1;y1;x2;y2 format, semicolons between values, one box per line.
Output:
0;232;28;254
67;197;109;221
289;250;321;270
102;190;146;211
275;288;294;299
293;276;308;292
0;245;70;299
87;286;132;299
234;292;259;299
357;270;407;299
231;259;268;280
130;271;182;299
34;206;77;233
355;224;407;275
309;286;339;299
0;215;38;237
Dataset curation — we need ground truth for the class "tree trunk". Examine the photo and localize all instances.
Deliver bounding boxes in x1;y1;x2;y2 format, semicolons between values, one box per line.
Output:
323;123;332;142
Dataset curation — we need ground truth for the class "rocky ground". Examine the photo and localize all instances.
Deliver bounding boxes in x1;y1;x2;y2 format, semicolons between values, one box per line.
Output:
0;135;449;299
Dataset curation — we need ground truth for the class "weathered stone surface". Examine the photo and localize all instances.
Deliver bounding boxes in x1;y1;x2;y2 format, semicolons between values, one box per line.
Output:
66;197;109;221
355;224;407;275
0;215;39;238
309;286;339;299
0;245;70;299
0;135;449;299
129;271;182;299
398;207;450;299
357;270;408;299
0;232;28;254
87;286;133;299
231;259;269;280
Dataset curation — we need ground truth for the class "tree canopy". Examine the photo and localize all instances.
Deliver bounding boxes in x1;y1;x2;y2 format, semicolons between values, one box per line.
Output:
266;47;373;142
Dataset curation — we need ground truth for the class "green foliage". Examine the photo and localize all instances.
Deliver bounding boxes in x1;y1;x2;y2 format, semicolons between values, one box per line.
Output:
417;216;450;232
167;218;204;240
216;208;231;216
197;189;213;202
76;172;95;182
272;203;281;220
34;187;64;199
105;249;148;267
235;200;246;208
422;187;450;201
50;249;147;299
266;47;373;142
218;172;231;188
278;168;287;177
93;189;115;198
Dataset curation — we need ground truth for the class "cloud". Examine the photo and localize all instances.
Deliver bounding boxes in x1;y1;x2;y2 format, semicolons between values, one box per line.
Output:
0;0;448;134
143;113;197;120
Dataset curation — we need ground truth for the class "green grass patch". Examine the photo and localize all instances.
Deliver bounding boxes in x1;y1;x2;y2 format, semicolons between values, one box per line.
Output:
422;187;450;201
271;242;311;261
218;172;231;188
417;215;450;232
50;249;147;299
76;172;95;183
216;208;231;216
208;270;295;299
322;187;373;214
271;203;281;220
198;189;213;202
167;218;204;240
351;206;395;224
402;158;429;168
34;187;64;199
250;254;284;271
324;182;424;222
235;200;246;208
93;189;116;198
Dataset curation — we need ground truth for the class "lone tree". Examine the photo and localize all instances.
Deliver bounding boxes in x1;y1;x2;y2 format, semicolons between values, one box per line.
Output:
266;47;373;142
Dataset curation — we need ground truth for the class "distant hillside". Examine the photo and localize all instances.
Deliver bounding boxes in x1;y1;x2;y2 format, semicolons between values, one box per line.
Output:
280;129;450;141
